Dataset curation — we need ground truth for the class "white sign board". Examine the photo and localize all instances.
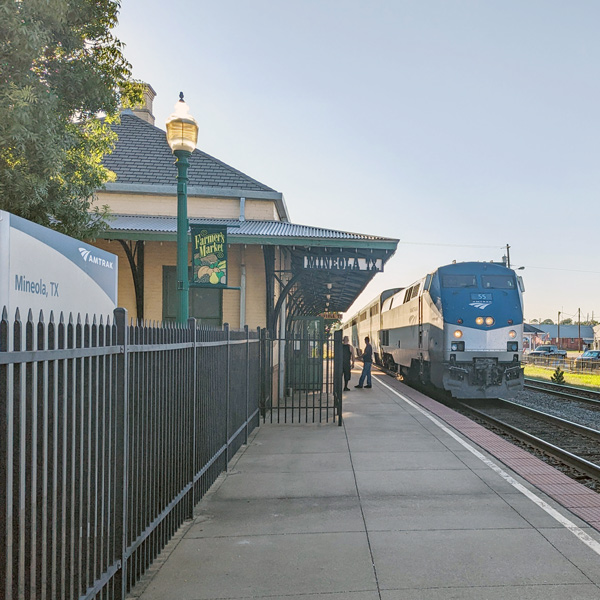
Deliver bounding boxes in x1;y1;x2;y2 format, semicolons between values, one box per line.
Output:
0;211;118;321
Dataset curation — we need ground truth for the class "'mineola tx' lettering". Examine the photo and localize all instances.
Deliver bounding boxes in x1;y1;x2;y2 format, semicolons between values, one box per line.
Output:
15;274;48;297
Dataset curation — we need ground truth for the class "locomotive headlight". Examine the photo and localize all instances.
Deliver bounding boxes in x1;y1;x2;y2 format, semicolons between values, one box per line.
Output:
485;317;495;326
453;330;463;338
475;316;484;325
509;330;517;338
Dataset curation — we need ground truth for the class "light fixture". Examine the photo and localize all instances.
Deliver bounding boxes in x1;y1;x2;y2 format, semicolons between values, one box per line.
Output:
166;93;199;153
165;93;199;323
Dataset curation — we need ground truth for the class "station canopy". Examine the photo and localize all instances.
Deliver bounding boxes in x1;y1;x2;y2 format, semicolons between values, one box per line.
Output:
104;215;399;317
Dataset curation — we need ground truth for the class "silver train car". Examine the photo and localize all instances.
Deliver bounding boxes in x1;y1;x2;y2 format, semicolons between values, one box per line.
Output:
343;262;525;399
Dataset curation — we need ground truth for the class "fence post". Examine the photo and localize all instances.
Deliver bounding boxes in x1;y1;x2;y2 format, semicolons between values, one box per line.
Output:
187;318;197;519
333;329;343;426
245;325;249;444
113;308;129;600
0;308;11;600
224;323;230;471
256;327;261;428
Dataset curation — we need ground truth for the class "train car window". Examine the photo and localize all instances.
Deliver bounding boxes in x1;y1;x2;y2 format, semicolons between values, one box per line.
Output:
351;319;357;326
380;330;389;346
441;275;477;288
411;284;420;299
481;275;516;289
370;305;379;316
360;313;368;322
424;274;432;292
403;287;413;303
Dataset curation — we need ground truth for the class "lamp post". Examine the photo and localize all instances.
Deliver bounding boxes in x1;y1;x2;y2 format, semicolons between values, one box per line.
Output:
166;93;199;322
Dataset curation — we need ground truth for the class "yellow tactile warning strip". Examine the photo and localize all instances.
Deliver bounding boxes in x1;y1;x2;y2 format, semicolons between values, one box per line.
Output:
382;376;600;533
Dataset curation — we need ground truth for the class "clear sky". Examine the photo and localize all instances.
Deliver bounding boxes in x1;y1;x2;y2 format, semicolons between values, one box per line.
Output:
115;1;600;324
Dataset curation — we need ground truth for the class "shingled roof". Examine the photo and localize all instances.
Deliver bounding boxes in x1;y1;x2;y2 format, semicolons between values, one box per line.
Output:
102;112;277;193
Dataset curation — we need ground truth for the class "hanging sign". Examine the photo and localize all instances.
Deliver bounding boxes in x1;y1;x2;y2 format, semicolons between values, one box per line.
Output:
190;225;227;287
302;255;383;272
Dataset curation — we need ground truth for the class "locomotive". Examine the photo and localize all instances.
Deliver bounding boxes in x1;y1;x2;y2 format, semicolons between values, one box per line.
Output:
343;261;525;399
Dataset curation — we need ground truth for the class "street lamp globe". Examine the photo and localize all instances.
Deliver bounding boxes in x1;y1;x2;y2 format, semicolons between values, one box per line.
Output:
165;92;198;153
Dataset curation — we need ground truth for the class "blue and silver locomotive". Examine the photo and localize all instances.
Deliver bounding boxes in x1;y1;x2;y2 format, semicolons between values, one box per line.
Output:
343;261;525;399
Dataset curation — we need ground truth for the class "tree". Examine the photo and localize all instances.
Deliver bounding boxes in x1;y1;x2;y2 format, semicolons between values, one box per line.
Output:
541;319;554;325
0;0;143;239
559;318;573;325
551;366;565;384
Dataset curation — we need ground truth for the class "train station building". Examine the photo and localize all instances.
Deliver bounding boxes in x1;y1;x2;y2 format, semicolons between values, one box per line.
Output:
90;87;399;333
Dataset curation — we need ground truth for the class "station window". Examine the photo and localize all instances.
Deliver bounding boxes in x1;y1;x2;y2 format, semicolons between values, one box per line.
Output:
162;266;222;325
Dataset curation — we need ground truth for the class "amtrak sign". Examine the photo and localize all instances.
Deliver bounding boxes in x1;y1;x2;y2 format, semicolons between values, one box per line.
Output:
303;255;383;272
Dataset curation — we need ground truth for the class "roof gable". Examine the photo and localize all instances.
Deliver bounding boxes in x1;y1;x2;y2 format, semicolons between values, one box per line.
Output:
103;113;277;194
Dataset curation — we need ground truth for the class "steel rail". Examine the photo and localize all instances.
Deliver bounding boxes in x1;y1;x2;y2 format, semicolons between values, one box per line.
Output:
458;400;600;481
524;378;600;406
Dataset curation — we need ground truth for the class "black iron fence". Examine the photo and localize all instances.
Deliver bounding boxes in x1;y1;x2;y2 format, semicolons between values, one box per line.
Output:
0;307;261;600
261;328;342;425
523;355;600;373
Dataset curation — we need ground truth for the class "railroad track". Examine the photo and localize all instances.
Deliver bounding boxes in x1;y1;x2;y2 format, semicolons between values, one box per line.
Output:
524;378;600;406
456;397;600;482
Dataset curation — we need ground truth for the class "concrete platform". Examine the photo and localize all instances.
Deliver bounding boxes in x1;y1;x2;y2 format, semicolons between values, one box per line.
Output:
130;369;600;600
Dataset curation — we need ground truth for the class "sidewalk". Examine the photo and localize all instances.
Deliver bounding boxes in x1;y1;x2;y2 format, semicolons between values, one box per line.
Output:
130;369;600;599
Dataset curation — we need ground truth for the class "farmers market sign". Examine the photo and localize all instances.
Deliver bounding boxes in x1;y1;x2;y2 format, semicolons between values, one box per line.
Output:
190;225;227;287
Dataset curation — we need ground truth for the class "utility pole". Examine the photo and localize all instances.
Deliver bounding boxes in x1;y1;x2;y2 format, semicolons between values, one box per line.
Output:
505;244;511;269
557;311;561;349
578;308;581;351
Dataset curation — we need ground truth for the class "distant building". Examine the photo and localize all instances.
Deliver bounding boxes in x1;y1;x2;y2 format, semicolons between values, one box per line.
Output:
593;325;600;350
529;324;594;351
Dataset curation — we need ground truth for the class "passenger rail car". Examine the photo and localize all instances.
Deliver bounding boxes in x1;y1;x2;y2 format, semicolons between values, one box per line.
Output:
343;262;525;399
345;288;401;364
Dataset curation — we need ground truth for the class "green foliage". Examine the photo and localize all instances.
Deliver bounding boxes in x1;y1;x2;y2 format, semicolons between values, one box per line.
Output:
551;366;565;384
525;365;600;390
0;0;144;239
541;319;554;325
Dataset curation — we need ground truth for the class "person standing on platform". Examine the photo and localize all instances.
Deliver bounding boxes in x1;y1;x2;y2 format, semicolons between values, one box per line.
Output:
342;336;355;391
355;336;373;389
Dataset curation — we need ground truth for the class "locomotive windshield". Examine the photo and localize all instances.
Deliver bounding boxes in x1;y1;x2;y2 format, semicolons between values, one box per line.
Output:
441;274;477;288
481;274;516;289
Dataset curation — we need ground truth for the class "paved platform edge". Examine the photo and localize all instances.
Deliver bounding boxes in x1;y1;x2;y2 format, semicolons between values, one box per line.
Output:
380;376;600;532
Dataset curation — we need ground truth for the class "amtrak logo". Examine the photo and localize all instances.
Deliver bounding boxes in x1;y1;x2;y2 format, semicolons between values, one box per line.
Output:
78;247;114;269
469;301;492;310
79;248;91;261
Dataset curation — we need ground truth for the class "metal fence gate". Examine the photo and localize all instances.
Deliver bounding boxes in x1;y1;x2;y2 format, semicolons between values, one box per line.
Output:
261;321;343;425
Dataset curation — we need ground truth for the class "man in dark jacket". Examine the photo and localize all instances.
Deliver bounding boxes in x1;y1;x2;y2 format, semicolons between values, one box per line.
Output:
342;335;355;391
355;336;373;389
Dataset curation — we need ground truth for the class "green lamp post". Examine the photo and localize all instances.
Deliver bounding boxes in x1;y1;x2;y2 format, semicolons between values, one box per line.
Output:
166;93;199;322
